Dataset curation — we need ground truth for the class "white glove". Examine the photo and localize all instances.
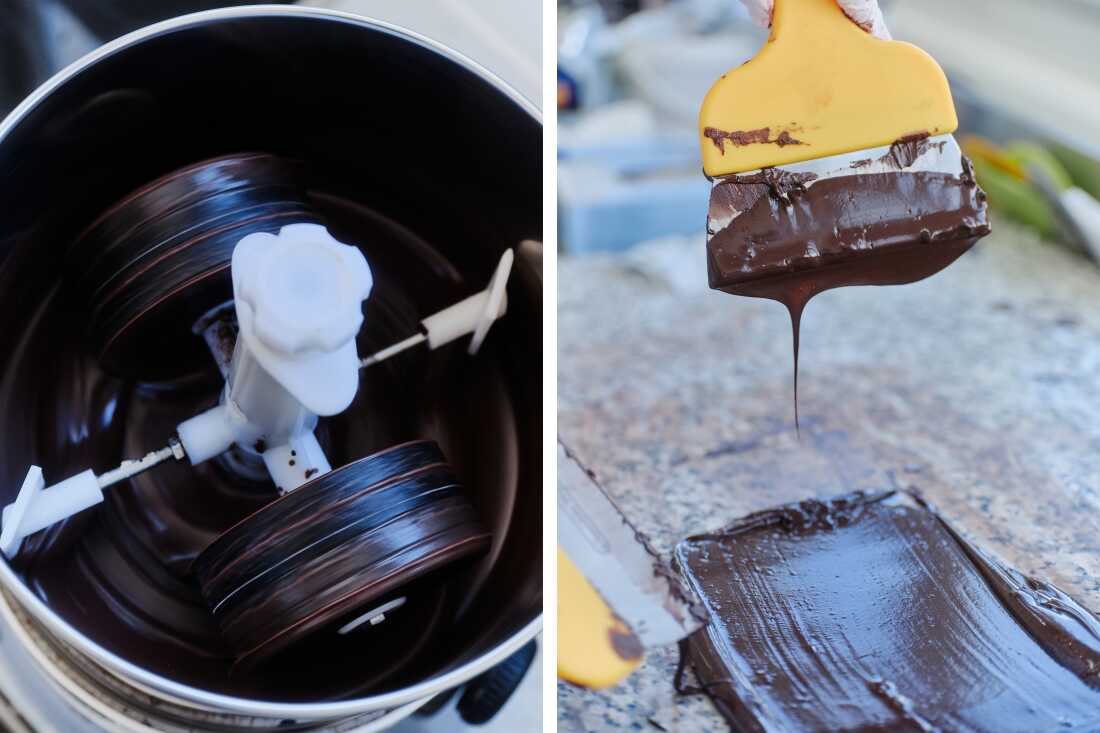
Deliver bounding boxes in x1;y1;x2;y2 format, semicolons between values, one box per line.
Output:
739;0;891;40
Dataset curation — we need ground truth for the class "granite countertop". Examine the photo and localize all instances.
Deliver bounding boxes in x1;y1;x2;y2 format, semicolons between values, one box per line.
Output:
557;224;1100;732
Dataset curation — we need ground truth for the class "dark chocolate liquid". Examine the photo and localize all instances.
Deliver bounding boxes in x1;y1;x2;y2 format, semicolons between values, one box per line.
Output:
676;491;1100;732
707;155;990;431
0;193;521;701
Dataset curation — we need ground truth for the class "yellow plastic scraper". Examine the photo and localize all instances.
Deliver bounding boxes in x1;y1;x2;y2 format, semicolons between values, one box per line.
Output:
700;0;957;178
699;0;982;303
699;0;988;355
557;441;702;689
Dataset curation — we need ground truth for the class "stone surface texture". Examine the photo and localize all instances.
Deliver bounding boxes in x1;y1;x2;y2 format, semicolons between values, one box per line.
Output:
557;224;1100;732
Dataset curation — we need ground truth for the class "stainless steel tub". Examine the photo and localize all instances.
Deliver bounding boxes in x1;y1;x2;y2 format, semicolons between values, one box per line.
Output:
0;5;541;728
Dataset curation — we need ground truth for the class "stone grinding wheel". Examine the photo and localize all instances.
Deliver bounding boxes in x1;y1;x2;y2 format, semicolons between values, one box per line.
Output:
192;440;492;667
66;153;320;381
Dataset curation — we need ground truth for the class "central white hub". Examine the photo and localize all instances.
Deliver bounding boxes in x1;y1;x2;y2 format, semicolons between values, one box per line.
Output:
234;222;373;415
177;224;372;492
1;236;517;557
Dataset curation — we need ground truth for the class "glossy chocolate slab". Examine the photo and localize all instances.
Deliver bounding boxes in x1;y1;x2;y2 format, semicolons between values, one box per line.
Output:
675;491;1100;732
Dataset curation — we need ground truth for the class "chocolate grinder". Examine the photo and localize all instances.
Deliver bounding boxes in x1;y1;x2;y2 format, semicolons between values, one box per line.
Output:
0;5;541;729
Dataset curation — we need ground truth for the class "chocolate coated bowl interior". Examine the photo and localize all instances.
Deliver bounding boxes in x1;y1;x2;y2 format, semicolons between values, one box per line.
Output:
675;491;1100;733
0;10;541;704
70;153;319;380
70;153;301;281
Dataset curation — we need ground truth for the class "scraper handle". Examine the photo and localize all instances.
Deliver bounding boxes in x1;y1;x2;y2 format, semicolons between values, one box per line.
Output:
699;0;958;176
558;548;643;689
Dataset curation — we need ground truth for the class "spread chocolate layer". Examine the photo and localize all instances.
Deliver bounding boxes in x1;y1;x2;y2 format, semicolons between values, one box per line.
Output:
706;160;990;428
675;491;1100;732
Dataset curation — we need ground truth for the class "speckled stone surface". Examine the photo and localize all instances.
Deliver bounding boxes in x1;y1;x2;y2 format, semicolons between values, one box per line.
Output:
557;224;1100;732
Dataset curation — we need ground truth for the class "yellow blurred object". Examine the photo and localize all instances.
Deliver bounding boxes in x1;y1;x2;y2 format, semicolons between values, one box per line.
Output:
961;134;1075;240
557;548;643;689
960;134;1026;179
699;0;957;176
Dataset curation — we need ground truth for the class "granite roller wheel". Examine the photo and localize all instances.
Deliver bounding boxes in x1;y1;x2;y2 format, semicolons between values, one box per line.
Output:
192;440;492;666
68;153;319;381
69;153;306;280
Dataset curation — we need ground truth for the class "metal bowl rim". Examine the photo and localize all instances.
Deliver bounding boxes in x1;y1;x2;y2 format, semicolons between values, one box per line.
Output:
0;3;542;719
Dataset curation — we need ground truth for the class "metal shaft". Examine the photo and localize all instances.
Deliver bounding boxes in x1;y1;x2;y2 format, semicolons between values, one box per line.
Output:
359;333;427;368
96;438;185;490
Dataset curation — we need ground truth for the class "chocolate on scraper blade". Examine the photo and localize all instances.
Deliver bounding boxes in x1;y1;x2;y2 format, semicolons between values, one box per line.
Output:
673;491;1100;733
704;137;991;429
706;160;990;302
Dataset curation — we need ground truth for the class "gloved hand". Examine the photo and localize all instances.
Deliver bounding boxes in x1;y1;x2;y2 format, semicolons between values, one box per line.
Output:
739;0;891;40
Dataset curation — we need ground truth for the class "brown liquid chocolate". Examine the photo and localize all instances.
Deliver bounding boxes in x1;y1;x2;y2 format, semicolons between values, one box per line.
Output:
707;158;990;429
0;193;517;701
704;127;805;153
675;491;1100;732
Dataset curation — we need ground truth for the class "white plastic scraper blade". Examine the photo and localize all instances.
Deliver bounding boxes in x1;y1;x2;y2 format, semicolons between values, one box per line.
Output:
707;134;964;243
558;442;701;649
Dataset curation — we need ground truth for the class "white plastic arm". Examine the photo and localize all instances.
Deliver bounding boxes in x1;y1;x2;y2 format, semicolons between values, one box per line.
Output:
360;249;514;368
1;441;183;559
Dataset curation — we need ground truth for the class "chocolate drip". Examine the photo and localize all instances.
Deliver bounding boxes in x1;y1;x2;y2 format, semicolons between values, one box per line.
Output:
788;299;803;435
707;162;990;428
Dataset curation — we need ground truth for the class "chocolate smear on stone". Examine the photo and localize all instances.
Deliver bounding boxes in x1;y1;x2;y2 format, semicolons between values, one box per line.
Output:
674;491;1100;732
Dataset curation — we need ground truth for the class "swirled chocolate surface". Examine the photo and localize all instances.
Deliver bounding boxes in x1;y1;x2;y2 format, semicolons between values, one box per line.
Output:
675;491;1100;732
0;190;523;701
68;153;320;381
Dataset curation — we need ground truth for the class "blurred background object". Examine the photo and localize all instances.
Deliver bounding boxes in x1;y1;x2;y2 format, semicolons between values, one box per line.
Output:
557;0;1100;256
305;0;541;104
